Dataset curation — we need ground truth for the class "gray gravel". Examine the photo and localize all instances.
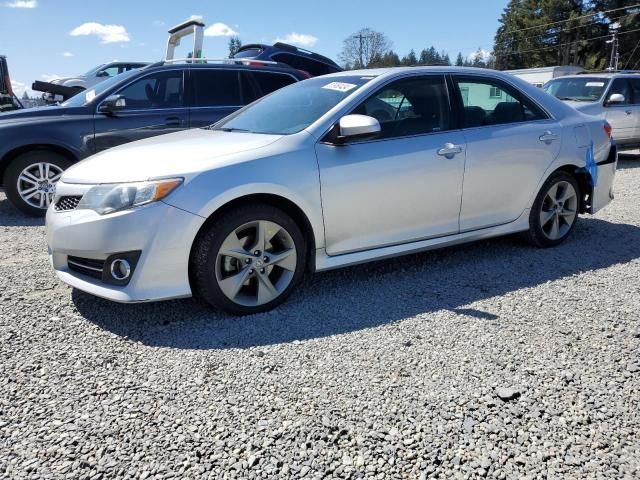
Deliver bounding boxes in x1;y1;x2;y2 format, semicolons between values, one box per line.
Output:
1;159;640;479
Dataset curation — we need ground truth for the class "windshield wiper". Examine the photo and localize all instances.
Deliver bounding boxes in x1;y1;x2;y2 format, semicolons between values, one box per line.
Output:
212;127;251;133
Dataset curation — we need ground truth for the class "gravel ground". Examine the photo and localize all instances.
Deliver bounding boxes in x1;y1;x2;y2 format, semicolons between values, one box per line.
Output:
1;159;639;480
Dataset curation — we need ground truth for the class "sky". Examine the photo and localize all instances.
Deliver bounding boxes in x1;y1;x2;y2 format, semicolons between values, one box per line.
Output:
0;0;507;97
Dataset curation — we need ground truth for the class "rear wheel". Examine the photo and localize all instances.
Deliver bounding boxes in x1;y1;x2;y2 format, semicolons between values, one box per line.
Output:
525;171;580;248
4;151;72;216
191;204;306;315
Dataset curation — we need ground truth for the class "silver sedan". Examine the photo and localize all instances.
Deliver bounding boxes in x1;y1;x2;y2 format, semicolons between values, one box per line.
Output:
46;67;617;315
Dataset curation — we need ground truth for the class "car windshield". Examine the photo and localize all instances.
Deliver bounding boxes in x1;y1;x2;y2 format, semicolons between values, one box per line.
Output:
82;64;107;77
213;75;376;135
60;69;140;107
543;77;609;102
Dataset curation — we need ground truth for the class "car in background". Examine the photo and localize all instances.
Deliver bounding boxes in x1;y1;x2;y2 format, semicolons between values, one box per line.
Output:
46;67;617;315
543;72;640;151
37;61;150;103
231;42;342;77
0;60;311;215
0;55;21;113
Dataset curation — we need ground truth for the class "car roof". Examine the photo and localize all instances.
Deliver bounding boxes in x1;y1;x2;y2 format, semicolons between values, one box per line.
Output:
235;42;341;68
550;72;640;81
142;61;307;78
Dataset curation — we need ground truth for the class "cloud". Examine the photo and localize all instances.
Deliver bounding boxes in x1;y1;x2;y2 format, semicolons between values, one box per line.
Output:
41;74;62;82
70;22;130;44
468;48;492;61
204;22;238;37
4;0;37;8
153;20;165;27
274;32;318;48
62;52;73;57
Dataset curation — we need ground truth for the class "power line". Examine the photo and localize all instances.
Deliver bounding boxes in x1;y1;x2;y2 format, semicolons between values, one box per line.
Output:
496;27;640;58
622;39;640;69
498;12;638;43
498;3;640;36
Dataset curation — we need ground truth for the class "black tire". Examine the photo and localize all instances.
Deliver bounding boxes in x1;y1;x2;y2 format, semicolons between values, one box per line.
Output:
524;171;580;248
191;204;307;315
4;151;73;217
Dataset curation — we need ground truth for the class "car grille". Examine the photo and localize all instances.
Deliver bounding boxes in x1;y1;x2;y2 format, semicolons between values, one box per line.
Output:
54;195;82;212
67;256;105;280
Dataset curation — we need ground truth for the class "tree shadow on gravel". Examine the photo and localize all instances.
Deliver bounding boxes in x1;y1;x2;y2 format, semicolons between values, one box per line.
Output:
73;217;640;350
0;196;44;227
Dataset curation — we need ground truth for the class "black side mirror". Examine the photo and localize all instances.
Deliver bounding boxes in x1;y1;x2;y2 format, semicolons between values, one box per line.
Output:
99;95;127;114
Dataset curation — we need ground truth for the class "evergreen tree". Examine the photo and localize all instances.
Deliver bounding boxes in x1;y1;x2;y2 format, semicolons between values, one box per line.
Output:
402;49;419;66
228;36;242;57
455;52;465;66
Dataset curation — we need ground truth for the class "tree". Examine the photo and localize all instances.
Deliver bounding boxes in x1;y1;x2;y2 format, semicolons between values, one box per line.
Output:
492;0;639;70
455;52;465;66
401;49;418;66
21;91;29;100
228;36;242;57
340;28;392;68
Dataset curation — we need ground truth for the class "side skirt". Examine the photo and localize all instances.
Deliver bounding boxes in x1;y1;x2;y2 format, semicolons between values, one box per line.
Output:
315;209;531;272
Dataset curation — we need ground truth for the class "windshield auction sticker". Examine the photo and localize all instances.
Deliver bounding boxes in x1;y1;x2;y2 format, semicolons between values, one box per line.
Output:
85;90;96;102
322;82;358;92
585;82;605;87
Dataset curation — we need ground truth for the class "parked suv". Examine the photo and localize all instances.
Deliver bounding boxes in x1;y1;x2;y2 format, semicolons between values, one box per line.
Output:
544;72;640;151
0;61;310;215
231;42;342;77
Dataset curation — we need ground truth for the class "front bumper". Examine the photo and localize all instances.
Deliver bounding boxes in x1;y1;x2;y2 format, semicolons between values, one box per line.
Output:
46;185;205;303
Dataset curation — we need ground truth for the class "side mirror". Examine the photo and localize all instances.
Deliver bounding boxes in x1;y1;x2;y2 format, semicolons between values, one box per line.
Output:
96;70;110;78
606;93;625;105
336;114;381;143
99;95;127;114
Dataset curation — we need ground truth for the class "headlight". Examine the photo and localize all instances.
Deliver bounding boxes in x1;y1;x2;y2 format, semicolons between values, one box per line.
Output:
76;178;183;215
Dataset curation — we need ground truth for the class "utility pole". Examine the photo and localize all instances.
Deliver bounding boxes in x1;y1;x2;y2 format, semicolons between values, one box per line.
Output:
606;22;620;72
353;33;373;68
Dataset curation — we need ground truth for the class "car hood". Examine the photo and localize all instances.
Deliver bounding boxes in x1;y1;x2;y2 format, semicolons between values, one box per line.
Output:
61;128;284;184
0;105;85;124
559;100;603;115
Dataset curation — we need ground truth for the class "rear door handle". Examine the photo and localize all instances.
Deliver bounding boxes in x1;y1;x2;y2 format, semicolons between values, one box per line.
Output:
165;116;183;127
539;131;559;143
437;143;463;158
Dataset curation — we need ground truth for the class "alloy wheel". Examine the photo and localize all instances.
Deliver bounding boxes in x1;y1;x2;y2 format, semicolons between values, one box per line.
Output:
539;180;578;241
215;220;297;307
16;162;63;210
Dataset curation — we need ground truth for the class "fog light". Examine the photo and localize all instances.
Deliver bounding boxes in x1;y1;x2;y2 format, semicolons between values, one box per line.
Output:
110;259;131;281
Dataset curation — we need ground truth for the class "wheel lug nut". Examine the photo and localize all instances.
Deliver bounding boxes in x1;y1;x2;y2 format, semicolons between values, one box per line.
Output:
249;269;254;274
245;258;251;264
260;268;266;274
263;256;269;263
254;250;261;256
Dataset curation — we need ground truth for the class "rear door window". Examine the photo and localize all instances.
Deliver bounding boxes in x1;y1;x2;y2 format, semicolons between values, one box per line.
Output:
630;79;640;105
453;76;547;127
248;71;297;98
191;69;242;107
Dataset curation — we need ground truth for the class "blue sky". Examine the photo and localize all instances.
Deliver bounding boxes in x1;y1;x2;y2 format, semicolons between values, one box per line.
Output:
0;0;507;96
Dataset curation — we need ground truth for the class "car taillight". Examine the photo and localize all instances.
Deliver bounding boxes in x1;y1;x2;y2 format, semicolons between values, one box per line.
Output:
604;122;612;139
297;69;312;79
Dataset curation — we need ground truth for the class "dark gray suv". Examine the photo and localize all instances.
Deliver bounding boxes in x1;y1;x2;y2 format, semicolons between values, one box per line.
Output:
0;61;309;216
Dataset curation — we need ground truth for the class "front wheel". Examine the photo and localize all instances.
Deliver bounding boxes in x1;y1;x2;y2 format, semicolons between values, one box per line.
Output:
191;204;307;315
525;171;580;248
4;151;72;217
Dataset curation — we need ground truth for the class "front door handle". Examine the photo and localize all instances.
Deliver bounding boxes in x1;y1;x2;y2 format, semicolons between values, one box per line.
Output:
539;131;559;143
625;110;633;115
437;143;463;158
165;117;183;127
